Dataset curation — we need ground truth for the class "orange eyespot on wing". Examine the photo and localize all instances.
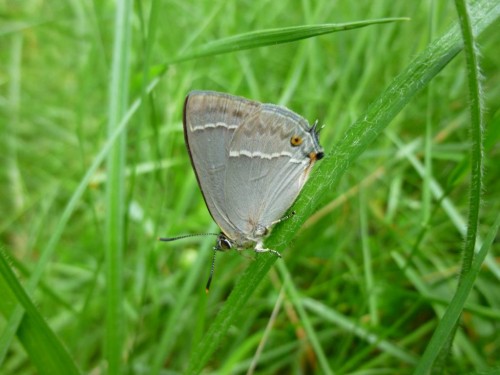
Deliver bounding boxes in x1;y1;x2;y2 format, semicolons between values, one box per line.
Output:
290;135;303;146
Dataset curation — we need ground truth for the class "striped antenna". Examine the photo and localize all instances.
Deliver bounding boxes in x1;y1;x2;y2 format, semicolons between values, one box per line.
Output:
158;233;219;242
205;249;217;293
159;233;221;293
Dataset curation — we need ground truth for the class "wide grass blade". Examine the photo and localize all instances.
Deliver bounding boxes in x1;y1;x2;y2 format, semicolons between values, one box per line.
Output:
0;249;81;375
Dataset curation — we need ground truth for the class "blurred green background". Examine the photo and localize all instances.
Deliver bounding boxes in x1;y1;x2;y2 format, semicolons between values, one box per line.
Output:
1;1;499;374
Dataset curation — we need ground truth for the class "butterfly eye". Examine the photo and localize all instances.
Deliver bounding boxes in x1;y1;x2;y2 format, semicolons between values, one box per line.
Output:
290;135;303;147
217;235;232;250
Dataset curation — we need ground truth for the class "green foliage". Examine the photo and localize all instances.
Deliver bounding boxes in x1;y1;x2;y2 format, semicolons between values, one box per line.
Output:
1;0;499;374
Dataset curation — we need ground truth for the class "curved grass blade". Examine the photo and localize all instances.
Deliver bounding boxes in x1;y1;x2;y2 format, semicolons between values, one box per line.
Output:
420;0;487;371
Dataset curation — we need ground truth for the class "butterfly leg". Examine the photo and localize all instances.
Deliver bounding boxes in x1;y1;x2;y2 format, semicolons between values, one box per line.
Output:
254;241;282;258
268;210;296;226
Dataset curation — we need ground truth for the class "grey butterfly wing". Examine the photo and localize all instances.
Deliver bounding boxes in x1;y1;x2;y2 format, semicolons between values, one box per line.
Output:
183;91;260;238
224;104;323;240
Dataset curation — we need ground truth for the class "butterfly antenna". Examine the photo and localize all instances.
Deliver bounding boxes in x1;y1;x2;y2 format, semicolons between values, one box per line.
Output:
205;249;217;293
158;233;219;242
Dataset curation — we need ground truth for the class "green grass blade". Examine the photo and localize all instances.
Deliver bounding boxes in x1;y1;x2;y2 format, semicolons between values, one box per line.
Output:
0;249;81;375
425;0;487;371
0;31;24;368
422;2;437;227
454;0;484;282
104;0;132;373
185;1;500;373
173;19;409;63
